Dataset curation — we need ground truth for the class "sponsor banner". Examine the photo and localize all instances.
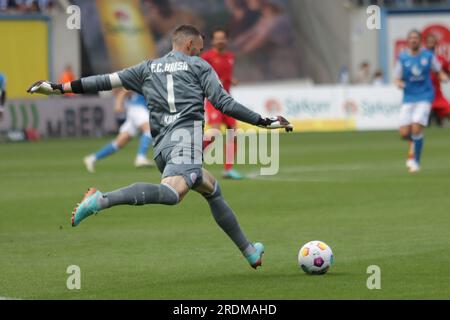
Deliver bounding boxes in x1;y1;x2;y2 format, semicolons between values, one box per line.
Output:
0;86;404;141
344;87;403;131
0;97;117;139
96;0;157;70
0;19;49;99
387;13;450;76
231;85;403;131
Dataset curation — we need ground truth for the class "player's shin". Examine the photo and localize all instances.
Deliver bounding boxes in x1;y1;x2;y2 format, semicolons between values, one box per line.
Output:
137;132;152;158
411;133;424;164
408;141;414;161
400;132;415;165
100;183;179;209
203;182;255;257
95;142;119;161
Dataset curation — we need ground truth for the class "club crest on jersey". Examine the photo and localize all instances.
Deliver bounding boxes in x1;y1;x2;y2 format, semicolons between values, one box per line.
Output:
190;172;198;185
411;65;422;76
421;57;428;66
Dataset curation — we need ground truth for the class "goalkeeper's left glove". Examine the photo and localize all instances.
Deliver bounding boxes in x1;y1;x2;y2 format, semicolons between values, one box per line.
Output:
27;80;64;95
257;116;294;132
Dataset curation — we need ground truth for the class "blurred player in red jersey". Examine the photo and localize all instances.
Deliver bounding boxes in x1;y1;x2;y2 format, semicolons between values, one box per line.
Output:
202;27;243;180
426;33;450;126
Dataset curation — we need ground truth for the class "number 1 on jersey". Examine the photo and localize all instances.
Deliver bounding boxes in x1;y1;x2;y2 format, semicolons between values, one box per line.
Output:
166;74;177;113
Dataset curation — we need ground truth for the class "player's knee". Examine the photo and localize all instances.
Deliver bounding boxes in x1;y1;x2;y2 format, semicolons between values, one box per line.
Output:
159;184;180;206
400;134;411;141
400;133;412;141
142;131;151;138
114;140;127;149
202;181;222;200
411;126;424;136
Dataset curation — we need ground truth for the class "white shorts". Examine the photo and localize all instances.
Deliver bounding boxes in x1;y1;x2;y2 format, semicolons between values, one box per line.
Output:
399;101;432;127
119;107;149;137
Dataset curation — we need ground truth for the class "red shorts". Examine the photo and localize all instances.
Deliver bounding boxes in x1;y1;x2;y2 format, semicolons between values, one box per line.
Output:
205;100;237;128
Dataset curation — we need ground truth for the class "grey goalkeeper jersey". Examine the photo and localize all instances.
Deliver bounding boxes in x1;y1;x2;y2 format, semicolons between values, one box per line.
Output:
116;51;261;157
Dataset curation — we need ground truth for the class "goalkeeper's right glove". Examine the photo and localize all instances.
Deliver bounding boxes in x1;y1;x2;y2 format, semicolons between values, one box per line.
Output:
257;116;294;132
27;80;64;95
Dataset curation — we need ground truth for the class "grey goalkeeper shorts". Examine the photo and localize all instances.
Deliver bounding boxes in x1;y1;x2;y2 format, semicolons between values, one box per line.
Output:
154;145;203;189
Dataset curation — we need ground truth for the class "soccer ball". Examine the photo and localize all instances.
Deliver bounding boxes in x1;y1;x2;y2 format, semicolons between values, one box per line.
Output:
298;241;334;275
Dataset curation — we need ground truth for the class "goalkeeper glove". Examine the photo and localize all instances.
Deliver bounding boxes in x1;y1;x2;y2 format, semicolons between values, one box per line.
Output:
257;116;294;132
27;80;64;95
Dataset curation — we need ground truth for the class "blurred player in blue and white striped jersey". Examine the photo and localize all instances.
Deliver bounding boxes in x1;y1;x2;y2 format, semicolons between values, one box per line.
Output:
394;30;448;173
83;89;153;172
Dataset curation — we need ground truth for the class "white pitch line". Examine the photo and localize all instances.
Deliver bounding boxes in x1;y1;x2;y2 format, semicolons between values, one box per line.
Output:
244;171;342;182
0;296;21;300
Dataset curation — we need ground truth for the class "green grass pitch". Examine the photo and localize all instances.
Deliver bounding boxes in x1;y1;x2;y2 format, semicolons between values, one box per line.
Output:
1;129;449;299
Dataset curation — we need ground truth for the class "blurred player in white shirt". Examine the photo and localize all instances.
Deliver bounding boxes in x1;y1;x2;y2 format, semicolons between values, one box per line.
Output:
83;90;153;172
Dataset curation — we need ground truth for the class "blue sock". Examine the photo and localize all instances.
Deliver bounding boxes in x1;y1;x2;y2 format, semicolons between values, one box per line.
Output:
412;134;424;164
137;132;152;157
95;142;119;161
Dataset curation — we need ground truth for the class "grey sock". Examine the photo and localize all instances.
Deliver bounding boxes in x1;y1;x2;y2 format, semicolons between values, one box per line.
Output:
99;183;179;209
204;182;252;254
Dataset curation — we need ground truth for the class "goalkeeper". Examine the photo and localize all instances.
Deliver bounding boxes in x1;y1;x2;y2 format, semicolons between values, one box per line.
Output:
27;25;293;269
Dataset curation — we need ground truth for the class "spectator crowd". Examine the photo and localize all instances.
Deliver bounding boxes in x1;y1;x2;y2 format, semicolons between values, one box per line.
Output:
0;0;54;13
351;0;450;7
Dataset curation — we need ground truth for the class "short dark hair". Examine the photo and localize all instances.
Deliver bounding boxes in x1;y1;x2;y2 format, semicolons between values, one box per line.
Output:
408;29;422;39
211;27;229;39
172;25;203;44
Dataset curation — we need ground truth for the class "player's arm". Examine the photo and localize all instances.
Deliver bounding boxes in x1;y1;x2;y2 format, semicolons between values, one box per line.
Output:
439;70;449;83
431;54;448;83
393;60;405;89
196;59;293;131
27;73;123;95
444;60;450;75
27;61;148;96
114;89;130;114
